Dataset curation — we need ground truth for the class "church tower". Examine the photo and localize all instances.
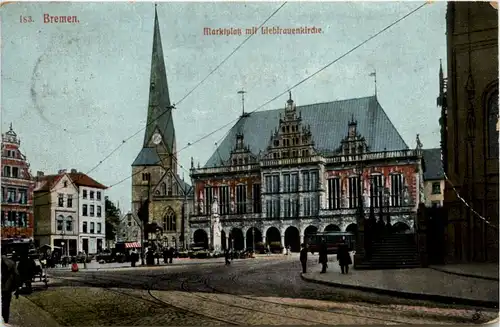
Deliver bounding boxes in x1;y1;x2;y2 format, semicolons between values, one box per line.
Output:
131;6;191;248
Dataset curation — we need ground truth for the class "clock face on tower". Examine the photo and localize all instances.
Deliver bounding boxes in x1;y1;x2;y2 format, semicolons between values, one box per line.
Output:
152;133;162;145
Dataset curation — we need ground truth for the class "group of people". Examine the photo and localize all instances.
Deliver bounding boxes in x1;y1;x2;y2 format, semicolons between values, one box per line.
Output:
299;238;352;274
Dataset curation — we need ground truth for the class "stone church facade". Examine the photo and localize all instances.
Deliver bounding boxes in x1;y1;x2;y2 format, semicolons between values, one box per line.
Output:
131;7;193;249
439;2;499;262
189;93;424;252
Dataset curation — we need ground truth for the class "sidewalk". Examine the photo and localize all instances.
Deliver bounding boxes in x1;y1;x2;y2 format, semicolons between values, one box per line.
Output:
301;254;499;308
9;293;61;327
430;263;499;281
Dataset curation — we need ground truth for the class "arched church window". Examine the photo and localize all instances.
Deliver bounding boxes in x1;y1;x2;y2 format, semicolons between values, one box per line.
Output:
161;183;167;195
164;209;176;232
487;90;499;158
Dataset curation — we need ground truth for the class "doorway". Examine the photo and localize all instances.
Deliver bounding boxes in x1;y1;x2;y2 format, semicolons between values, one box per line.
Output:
83;238;89;254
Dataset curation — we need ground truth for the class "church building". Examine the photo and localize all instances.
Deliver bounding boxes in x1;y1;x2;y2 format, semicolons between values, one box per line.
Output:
131;6;193;250
189;92;425;262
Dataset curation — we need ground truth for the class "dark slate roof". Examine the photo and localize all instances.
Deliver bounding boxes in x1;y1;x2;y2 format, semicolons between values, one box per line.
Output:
143;7;175;153
132;147;160;166
205;95;408;167
422;148;444;180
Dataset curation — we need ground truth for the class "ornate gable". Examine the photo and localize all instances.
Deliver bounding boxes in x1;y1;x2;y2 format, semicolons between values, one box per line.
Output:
336;115;369;155
152;168;184;197
264;92;316;159
229;133;257;166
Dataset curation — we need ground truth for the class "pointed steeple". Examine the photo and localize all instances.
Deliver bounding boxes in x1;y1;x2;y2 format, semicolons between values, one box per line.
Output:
143;5;175;154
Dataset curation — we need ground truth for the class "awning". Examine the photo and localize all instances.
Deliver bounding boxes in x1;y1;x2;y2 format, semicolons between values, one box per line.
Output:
125;242;141;249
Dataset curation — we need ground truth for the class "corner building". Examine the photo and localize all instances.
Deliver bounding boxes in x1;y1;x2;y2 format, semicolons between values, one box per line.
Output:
131;7;193;249
190;94;425;253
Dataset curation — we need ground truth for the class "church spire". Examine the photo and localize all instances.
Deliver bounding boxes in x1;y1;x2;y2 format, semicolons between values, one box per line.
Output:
143;5;175;154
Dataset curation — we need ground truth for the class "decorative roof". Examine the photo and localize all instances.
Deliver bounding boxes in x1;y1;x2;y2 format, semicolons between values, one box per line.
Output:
34;172;107;192
142;6;175;153
204;95;408;167
422;148;444;181
2;123;20;145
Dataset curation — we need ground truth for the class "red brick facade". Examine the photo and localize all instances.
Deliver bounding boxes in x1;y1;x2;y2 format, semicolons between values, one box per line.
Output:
1;125;35;240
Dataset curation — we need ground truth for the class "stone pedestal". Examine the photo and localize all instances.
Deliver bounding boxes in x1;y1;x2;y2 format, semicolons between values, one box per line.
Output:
212;215;222;252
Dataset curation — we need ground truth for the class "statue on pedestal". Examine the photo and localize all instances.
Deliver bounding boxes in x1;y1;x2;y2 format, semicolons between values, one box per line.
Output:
211;197;219;215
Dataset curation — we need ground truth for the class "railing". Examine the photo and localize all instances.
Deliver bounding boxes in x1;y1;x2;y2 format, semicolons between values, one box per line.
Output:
190;163;260;175
260;155;324;167
325;149;421;164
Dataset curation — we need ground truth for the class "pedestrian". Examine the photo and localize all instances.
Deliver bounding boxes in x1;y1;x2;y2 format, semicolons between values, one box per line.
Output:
337;242;352;274
224;249;231;265
266;244;271;256
17;253;36;293
83;251;88;270
169;247;174;264
299;243;308;273
318;239;328;274
2;255;20;324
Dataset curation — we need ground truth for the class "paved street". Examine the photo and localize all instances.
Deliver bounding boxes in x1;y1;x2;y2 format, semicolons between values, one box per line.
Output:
12;256;499;326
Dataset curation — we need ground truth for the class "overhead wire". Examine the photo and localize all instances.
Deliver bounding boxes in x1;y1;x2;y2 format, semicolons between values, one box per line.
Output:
28;2;288;205
27;2;428;210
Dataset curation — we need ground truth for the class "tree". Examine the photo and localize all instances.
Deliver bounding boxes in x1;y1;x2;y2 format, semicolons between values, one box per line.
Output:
105;196;121;241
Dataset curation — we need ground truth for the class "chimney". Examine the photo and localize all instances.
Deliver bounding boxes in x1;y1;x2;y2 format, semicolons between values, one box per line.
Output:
36;171;44;177
71;169;77;173
58;169;67;175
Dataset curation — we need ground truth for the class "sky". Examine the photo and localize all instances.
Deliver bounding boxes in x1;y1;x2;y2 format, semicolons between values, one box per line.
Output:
1;1;447;214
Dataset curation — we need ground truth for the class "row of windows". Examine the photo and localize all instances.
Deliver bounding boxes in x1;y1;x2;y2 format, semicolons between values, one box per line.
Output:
3;166;22;179
81;221;102;234
202;184;261;215
82;204;102;217
2;187;28;204
264;170;319;194
1;211;28;227
82;189;102;201
327;174;406;210
266;196;320;218
3;149;20;158
56;215;74;232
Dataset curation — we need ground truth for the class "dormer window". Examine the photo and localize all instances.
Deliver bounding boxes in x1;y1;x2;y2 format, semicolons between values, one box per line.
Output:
63;181;68;188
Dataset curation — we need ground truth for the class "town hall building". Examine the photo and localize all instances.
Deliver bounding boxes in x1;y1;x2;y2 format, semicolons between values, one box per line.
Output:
189;93;425;255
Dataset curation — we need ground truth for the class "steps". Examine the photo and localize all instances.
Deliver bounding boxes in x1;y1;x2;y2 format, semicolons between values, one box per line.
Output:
355;233;421;270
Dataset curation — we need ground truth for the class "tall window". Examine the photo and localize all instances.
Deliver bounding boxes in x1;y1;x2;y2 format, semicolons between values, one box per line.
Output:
431;182;441;195
97;205;102;217
7;188;15;203
90;205;95;217
12;167;18;178
90;191;94;200
370;175;383;208
97;222;102;234
90;222;95;233
272;175;280;193
67;195;73;208
488;91;499;158
303;197;311;216
390;174;404;206
311;195;319;215
18;189;27;204
164;210;176;231
66;216;73;232
328;178;341;209
82;221;88;233
236;184;247;214
204;186;213;214
57;216;64;231
58;194;64;207
83;204;88;216
291;198;299;217
97;191;101;201
265;176;272;193
266;199;272;218
283;174;291;193
291;173;298;192
310;171;319;191
272;199;280;218
218;186;230;214
252;184;261;213
284;198;291;217
3;166;10;177
348;177;360;209
302;172;310;191
83;190;87;199
142;173;150;181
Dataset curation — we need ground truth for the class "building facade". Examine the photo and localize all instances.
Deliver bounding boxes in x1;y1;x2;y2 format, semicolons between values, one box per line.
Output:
190;94;424;252
131;7;193;250
1;124;35;240
439;2;499;262
34;169;107;255
117;212;142;244
422;148;445;208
